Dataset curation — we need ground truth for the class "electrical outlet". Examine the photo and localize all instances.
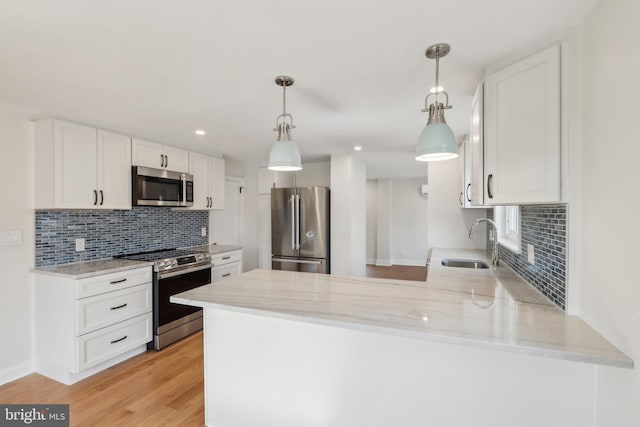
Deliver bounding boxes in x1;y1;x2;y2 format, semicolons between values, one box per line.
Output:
201;227;207;237
0;230;22;246
75;238;85;252
527;244;535;264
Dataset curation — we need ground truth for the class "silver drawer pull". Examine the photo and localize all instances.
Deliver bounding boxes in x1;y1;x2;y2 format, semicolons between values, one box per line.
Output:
110;278;127;284
222;273;231;277
222;256;231;260
110;335;128;344
110;303;128;310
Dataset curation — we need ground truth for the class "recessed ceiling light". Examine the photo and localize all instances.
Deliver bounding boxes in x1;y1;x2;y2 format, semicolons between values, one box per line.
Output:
195;129;206;136
353;145;362;151
429;86;444;93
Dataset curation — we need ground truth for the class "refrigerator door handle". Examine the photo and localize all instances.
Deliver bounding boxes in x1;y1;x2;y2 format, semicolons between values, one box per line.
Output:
295;194;301;250
272;257;323;265
290;194;296;250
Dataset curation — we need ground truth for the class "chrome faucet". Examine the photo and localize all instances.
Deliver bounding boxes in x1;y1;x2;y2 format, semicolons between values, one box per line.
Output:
469;218;499;266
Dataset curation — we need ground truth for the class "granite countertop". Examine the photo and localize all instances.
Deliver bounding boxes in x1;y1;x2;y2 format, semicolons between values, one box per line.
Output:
185;244;243;255
172;247;633;369
31;258;153;279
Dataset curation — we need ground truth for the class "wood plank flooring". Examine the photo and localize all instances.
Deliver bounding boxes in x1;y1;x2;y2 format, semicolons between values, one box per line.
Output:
365;264;427;281
0;332;205;426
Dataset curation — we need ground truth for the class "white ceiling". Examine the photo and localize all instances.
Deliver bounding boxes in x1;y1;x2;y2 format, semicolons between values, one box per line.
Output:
0;0;597;170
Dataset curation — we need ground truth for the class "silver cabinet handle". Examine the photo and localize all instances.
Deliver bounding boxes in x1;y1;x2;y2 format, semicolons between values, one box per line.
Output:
110;303;128;310
110;335;128;344
487;174;494;199
109;278;127;284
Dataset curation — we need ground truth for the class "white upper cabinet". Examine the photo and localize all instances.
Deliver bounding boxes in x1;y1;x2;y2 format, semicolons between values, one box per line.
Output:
458;135;484;209
483;44;561;205
188;153;225;210
132;138;189;173
34;119;131;209
469;83;485;206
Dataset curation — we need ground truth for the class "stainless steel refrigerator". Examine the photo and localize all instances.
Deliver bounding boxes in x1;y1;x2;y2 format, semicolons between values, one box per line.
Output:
271;187;330;274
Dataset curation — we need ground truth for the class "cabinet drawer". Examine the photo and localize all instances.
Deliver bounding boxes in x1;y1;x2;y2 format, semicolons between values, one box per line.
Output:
76;267;151;299
75;313;152;372
76;283;152;336
212;250;242;267
212;262;241;282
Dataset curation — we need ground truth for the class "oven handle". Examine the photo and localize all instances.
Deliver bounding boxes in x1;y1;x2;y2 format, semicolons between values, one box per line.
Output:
158;262;213;279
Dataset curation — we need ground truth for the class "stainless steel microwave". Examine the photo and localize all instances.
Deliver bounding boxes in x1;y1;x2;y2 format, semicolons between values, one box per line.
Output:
132;166;194;207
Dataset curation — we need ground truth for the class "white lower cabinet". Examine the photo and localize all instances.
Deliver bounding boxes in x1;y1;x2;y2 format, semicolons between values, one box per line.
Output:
34;266;153;385
211;250;242;282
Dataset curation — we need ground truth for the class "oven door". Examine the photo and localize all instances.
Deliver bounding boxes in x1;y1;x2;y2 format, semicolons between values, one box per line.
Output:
155;263;211;332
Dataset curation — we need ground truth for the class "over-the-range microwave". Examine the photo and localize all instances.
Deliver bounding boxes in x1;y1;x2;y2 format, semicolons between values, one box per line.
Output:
132;166;194;207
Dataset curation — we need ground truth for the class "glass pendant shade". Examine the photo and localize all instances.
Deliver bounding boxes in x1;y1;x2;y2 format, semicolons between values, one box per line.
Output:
415;122;458;161
268;139;302;171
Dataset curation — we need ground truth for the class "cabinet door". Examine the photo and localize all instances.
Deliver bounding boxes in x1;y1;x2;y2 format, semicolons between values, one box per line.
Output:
469;83;485;206
164;145;189;173
97;130;131;209
132;138;164;169
189;152;210;209
209;157;226;210
484;45;561;204
54;121;98;208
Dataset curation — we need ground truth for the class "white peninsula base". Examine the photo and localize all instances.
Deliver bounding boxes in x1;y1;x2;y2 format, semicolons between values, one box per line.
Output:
201;308;595;427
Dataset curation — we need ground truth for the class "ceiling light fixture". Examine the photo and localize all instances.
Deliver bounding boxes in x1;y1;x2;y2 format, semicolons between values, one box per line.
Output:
268;75;302;171
416;43;458;162
195;129;206;136
353;145;362;151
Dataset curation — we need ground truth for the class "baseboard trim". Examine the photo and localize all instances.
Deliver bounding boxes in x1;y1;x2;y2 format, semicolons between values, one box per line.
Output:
374;259;392;267
0;361;33;386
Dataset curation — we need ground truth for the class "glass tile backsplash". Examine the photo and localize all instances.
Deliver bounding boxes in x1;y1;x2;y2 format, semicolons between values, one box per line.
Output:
35;207;209;267
488;204;567;310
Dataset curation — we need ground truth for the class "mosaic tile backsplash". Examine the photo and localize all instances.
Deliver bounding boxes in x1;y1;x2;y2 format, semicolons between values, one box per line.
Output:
35;208;209;267
488;204;567;310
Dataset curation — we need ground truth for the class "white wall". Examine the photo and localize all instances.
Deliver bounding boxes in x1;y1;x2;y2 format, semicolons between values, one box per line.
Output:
330;154;366;276
575;0;640;425
294;161;330;188
365;160;486;267
0;108;34;384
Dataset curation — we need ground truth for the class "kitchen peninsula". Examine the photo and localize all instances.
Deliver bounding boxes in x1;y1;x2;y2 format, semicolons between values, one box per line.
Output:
173;249;631;427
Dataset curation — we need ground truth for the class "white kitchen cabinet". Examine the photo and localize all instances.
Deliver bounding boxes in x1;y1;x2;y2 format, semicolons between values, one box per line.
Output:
33;119;132;209
458;136;484;209
211;250;242;282
469;83;485;206
483;44;561;204
34;266;153;385
189;153;226;210
257;167;294;194
132;138;189;173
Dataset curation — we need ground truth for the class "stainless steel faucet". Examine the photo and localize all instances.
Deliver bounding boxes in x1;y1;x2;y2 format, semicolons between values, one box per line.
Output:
469;218;499;266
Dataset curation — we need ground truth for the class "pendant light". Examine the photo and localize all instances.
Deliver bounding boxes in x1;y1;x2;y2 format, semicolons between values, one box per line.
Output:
268;75;302;171
415;43;458;162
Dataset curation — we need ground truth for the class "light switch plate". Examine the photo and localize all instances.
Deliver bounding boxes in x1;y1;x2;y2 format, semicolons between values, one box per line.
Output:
75;238;85;252
527;244;535;264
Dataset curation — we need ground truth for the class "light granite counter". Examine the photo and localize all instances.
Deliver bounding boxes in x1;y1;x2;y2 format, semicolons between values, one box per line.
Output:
184;244;243;255
31;258;153;279
173;248;631;369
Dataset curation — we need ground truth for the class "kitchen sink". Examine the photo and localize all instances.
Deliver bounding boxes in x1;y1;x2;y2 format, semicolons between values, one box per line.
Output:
441;259;489;269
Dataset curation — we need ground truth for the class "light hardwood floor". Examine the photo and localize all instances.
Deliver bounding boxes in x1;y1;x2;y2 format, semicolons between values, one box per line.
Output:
0;332;205;426
365;264;427;282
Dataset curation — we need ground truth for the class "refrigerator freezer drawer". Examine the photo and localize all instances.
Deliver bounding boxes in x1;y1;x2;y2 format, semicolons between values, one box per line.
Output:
272;257;328;274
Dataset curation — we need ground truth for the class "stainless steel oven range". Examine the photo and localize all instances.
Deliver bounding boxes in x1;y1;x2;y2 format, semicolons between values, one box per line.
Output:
116;248;211;350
